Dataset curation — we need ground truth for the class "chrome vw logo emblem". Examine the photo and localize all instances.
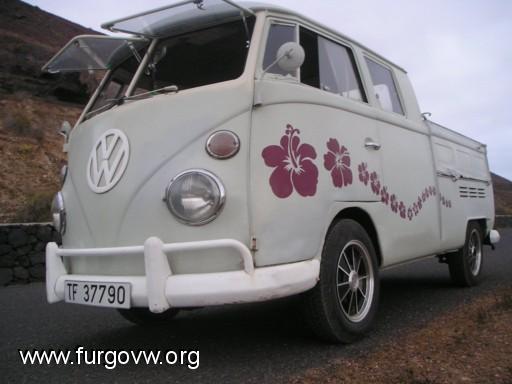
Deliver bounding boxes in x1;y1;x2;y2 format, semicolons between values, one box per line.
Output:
87;129;130;194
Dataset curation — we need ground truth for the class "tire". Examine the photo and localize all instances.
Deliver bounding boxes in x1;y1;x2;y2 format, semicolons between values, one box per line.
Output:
448;222;484;287
302;219;380;343
118;307;180;326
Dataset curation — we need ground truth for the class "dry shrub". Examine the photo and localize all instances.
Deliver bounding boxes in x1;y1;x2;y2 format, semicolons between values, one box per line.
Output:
2;111;44;143
14;190;54;223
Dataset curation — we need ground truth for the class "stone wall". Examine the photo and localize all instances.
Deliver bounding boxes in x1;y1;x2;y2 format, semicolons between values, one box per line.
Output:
0;223;60;286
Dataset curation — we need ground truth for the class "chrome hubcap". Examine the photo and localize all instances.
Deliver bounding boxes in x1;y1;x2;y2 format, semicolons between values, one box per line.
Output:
468;229;482;276
336;240;375;323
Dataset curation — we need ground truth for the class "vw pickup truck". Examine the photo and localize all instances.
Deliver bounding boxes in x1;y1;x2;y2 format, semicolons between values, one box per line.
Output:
43;0;500;342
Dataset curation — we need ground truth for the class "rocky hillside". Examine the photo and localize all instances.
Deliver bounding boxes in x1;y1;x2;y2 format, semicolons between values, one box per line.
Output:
0;0;98;222
0;0;99;101
0;0;511;223
492;173;512;215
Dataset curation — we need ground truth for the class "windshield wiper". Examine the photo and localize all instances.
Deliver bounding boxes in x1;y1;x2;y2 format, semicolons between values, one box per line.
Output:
85;85;179;118
121;85;179;102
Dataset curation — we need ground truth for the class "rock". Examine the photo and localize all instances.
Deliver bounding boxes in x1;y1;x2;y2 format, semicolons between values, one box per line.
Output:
0;231;7;244
16;245;33;257
34;242;46;252
8;229;28;248
25;226;38;235
29;251;45;265
0;244;12;255
13;266;29;280
0;253;16;268
0;269;13;285
29;265;45;280
36;226;53;243
28;235;38;244
17;255;30;268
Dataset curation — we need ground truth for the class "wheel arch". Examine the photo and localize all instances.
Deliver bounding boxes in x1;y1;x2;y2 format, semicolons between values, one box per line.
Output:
329;207;383;267
466;217;487;236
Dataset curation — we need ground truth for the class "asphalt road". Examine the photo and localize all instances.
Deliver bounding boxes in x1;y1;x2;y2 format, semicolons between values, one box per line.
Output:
1;228;511;384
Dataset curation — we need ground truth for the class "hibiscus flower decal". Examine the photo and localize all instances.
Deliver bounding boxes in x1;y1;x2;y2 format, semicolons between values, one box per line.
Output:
323;138;353;188
262;124;318;198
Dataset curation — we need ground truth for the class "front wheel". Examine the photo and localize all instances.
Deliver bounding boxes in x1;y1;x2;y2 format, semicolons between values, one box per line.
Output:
302;219;380;343
448;222;484;287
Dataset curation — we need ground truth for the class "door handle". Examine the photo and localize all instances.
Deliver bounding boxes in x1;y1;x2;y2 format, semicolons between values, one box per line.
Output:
364;139;381;150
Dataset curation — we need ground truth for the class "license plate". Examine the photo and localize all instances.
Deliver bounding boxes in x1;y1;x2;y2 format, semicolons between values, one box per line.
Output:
64;281;131;309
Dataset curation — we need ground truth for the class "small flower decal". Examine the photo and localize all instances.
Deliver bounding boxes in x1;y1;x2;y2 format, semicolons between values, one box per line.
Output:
262;124;318;198
407;207;413;221
370;172;381;195
381;186;390;205
390;194;398;213
398;201;406;219
358;162;369;185
440;194;452;208
323;138;353;189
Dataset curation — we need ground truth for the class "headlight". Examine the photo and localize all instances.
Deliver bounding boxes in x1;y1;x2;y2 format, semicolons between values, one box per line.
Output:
51;192;66;235
165;170;225;225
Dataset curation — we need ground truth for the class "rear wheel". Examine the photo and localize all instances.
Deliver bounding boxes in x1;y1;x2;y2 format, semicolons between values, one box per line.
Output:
118;307;180;326
448;221;484;287
302;219;380;343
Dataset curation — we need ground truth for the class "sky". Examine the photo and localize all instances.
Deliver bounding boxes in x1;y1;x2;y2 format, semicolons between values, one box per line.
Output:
25;0;512;179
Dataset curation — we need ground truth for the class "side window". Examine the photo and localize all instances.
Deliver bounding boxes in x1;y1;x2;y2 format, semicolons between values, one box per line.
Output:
318;37;366;102
299;27;366;103
365;58;404;114
263;23;297;76
299;28;319;88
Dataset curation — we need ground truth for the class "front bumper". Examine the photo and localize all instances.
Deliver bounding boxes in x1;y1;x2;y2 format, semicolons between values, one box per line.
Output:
46;237;320;313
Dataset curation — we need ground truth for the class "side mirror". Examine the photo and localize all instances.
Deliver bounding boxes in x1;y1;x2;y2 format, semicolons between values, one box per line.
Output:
276;42;305;73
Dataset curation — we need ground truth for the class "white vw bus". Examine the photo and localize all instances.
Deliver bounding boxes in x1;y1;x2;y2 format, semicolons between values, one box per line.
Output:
44;0;500;342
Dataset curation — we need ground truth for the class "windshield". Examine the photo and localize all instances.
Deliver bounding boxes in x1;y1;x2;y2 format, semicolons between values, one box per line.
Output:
86;18;254;120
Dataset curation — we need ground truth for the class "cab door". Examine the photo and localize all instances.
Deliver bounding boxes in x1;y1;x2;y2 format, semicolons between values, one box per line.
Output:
250;20;383;267
362;56;441;265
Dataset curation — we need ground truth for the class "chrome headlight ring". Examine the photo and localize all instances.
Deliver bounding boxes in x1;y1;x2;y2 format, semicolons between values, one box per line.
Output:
164;169;226;226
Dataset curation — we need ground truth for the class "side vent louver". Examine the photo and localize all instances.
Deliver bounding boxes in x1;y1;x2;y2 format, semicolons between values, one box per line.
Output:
459;186;486;199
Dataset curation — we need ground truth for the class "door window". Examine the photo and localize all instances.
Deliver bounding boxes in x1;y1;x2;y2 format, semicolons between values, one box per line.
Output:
365;58;404;114
299;27;366;103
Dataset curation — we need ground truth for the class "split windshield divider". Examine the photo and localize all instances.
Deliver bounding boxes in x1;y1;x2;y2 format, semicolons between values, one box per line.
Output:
125;38;159;97
75;69;113;128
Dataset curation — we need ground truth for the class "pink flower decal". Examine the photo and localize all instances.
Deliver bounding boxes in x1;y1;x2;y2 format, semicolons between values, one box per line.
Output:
323;138;353;188
407;208;413;221
440;193;452;208
262;124;318;198
381;186;390;205
358;162;369;185
370;172;381;195
390;194;398;213
398;201;406;219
